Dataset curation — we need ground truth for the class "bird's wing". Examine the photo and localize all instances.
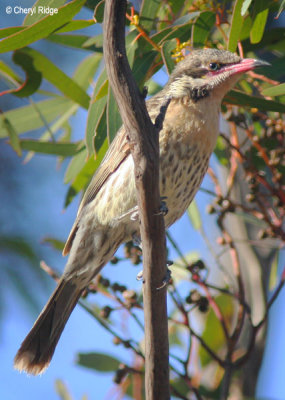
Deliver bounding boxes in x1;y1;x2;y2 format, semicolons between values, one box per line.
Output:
63;125;130;255
63;96;163;256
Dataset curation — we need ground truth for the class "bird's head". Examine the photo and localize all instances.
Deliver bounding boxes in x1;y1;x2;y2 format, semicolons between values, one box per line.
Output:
166;48;269;102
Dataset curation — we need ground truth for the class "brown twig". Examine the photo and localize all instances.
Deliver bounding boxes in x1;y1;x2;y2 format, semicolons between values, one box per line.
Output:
103;2;169;399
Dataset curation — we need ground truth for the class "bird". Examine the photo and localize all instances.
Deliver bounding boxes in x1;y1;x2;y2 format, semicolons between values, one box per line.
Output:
14;48;269;375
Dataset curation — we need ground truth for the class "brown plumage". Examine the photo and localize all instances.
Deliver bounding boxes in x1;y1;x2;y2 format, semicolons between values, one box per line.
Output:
14;49;269;375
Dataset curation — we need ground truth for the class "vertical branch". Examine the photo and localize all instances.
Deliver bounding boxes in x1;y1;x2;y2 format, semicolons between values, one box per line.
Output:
103;1;170;399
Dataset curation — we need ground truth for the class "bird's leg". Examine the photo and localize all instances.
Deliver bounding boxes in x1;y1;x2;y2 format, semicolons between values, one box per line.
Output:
115;197;168;222
133;233;173;288
114;205;140;222
154;196;168;216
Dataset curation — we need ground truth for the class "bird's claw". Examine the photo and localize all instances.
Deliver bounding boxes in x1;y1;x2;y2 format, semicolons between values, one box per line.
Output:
156;268;172;290
132;234;142;249
155;196;168;216
136;270;144;282
115;206;139;222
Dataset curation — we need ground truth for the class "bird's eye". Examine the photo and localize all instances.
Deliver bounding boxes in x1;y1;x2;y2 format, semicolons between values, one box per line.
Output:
209;62;220;71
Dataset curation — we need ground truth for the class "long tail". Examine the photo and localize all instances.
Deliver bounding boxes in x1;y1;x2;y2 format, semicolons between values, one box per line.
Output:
14;278;83;375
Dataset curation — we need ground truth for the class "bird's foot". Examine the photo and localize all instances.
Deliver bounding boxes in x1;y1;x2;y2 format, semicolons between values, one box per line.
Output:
136;261;173;289
155;196;168;216
132;234;142;249
115;205;139;222
156;267;172;290
136;269;144;282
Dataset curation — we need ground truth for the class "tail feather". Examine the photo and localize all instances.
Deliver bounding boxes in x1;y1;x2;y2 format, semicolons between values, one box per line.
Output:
14;279;83;375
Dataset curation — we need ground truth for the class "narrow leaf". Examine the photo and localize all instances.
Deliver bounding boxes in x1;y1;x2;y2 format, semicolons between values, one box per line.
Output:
241;0;253;16
107;88;122;143
187;200;201;231
1;114;22;156
161;39;176;75
14;47;90;109
47;34;95;50
19;139;83;156
43;237;65;252
0;27;23;40
228;0;244;52
0;60;21;84
139;0;161;32
262;83;285;97
11;50;42;97
64;147;87;183
0;0;86;53
72;53;102;90
23;0;66;25
250;0;269;44
0;97;73;138
77;352;121;372
64;138;108;207
191;11;216;47
54;19;95;33
224;90;285;112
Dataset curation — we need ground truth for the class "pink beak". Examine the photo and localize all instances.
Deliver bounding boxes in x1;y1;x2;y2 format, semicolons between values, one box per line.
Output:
222;58;270;75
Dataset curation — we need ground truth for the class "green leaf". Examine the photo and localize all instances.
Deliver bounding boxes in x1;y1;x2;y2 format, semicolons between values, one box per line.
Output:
1;114;22;156
242;28;285;52
139;0;161;32
228;0;244;52
276;0;285;19
23;0;67;25
191;11;216;47
250;0;269;44
73;53;102;90
269;252;279;291
214;136;229;166
64;138;108;207
0;96;73;138
0;236;38;263
168;0;187;15
171;251;200;282
19;139;83;156
15;47;90;108
77;352;121;372
239;15;252;41
0;0;86;53
0;27;23;40
85;69;108;155
132;51;158;89
187;200;201;231
54;19;95;34
199;295;234;367
55;379;73;400
172;12;200;27
64;146;88;183
0;60;21;85
107;88;122;143
11;50;42;97
86;97;107;156
93;0;105;23
43;237;65;252
161;39;176;75
224;90;285;112
47;34;96;50
94;107;107;154
241;0;253;16
81;33;103;49
262;83;285;97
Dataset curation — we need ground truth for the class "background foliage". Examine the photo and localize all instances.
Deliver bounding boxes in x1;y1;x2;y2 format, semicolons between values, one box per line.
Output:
0;0;284;399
